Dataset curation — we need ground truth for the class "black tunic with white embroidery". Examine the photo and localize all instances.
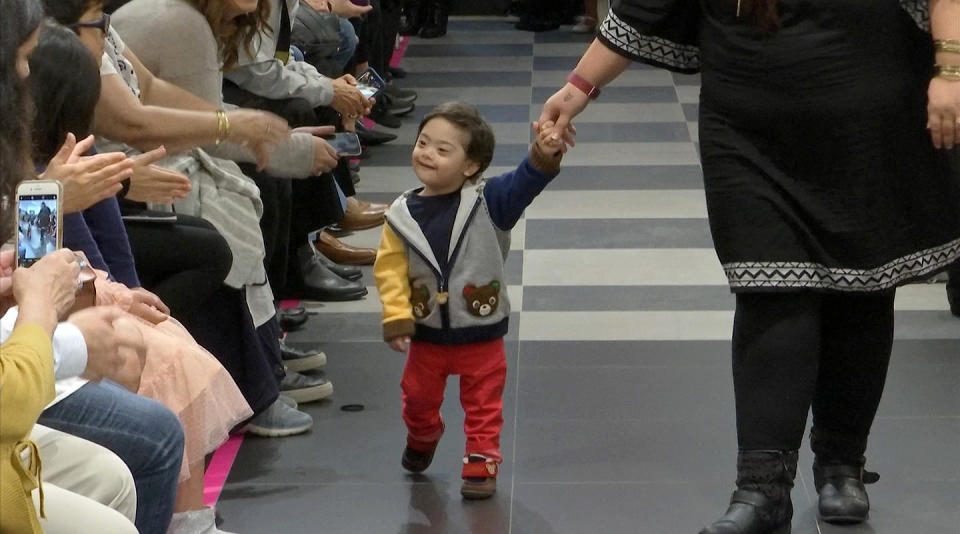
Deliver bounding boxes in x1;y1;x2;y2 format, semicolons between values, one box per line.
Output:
600;0;960;292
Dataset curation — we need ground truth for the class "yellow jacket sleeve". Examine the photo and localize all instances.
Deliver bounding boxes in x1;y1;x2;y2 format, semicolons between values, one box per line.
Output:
1;323;56;534
373;224;416;341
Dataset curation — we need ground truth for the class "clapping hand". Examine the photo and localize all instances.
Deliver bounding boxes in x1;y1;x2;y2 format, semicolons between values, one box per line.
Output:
127;146;192;204
42;133;134;213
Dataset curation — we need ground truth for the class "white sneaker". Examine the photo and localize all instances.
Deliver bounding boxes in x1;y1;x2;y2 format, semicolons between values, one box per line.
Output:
167;507;237;534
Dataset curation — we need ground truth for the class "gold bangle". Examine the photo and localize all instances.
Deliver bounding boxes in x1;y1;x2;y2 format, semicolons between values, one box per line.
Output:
935;39;960;54
935;64;960;81
215;109;230;145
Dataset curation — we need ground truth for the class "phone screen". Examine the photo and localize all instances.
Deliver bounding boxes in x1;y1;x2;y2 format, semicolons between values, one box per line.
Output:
356;68;386;99
17;194;59;268
324;132;363;157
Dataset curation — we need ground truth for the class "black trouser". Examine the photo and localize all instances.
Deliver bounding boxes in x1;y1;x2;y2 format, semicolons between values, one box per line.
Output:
948;261;960;292
181;287;284;417
126;214;232;319
732;291;896;452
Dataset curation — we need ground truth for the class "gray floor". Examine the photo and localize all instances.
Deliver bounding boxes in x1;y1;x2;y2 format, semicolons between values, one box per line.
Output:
218;18;960;534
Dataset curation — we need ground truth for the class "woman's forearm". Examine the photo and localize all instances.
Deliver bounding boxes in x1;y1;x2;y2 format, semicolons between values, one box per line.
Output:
931;0;960;64
142;76;216;112
95;76;222;154
571;39;633;89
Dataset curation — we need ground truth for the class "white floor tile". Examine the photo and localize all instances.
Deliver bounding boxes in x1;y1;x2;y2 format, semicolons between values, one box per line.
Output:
524;190;708;219
523;249;727;286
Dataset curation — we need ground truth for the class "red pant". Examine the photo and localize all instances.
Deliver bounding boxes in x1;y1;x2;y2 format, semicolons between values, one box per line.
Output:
401;338;507;462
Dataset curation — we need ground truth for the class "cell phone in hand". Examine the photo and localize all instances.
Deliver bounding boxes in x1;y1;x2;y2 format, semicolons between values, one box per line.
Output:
323;132;363;157
15;180;63;268
356;67;386;99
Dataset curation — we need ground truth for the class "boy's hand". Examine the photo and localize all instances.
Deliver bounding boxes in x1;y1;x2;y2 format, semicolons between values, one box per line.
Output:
388;336;411;353
535;120;565;157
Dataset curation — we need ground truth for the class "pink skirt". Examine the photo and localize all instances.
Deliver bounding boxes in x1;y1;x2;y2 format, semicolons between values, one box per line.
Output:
95;275;252;481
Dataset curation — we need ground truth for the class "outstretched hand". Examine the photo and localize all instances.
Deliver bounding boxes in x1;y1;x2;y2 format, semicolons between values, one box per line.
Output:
127;146;192;204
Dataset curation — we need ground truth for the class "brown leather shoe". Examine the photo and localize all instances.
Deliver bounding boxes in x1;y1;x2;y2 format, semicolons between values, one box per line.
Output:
339;197;386;232
356;199;389;212
313;231;376;265
340;207;385;231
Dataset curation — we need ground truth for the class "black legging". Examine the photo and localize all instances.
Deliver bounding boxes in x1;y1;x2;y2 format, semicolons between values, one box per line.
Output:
732;291;896;451
125;213;232;320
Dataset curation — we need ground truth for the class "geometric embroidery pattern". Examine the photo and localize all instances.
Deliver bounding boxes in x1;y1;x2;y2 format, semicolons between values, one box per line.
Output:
726;237;960;291
899;0;930;33
599;11;700;73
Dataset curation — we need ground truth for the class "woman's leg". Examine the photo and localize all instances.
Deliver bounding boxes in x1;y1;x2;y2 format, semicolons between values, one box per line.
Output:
733;292;823;450
33;425;137;522
812;291;896;451
37;483;138;534
808;291;896;524
126;214;233;320
703;291;823;534
38;381;184;534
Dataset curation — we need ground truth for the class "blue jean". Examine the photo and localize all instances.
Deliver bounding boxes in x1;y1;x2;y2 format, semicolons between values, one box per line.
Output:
333;16;358;70
39;381;184;534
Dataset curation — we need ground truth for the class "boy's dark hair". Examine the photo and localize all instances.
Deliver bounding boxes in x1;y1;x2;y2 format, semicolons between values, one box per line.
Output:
418;102;495;178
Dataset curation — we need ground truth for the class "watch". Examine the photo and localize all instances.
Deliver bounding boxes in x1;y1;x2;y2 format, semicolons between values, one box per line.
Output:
566;72;601;100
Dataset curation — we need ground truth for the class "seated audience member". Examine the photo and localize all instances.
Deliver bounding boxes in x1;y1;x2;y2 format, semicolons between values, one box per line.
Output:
0;249;135;534
111;0;388;292
1;5;184;532
293;0;361;78
44;0;331;434
26;21;257;533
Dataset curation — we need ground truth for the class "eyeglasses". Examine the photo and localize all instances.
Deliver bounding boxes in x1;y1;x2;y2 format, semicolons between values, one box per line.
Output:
69;13;110;35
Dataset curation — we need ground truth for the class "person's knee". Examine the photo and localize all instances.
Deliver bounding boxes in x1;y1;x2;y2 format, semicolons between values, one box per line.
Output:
141;399;186;473
84;446;138;521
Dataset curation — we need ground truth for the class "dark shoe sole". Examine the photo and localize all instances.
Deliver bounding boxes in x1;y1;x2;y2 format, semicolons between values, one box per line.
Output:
297;287;368;301
402;447;436;473
460;479;496;499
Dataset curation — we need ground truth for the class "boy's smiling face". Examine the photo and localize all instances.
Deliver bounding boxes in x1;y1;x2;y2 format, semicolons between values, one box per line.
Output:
412;117;481;196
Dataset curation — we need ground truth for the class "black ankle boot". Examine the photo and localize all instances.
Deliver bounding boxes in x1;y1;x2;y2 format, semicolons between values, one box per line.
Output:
699;450;797;534
810;428;878;524
418;0;448;38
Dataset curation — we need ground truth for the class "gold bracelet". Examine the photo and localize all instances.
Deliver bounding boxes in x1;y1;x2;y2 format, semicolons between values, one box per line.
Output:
935;39;960;54
935;64;960;81
215;109;230;145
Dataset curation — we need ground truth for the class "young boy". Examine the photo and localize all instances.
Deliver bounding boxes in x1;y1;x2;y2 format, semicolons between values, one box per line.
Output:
373;102;564;499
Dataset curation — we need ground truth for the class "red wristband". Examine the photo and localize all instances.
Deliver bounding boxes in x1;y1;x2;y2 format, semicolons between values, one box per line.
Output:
566;72;601;100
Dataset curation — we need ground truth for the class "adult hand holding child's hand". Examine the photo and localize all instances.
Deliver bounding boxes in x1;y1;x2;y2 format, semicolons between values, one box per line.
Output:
535;120;565;157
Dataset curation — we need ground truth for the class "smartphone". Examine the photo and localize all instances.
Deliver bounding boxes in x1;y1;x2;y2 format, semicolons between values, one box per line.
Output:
15;180;63;268
323;132;363;157
356;67;386;99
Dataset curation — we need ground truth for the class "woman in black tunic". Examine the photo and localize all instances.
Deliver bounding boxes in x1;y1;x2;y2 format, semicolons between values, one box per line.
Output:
538;1;960;532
